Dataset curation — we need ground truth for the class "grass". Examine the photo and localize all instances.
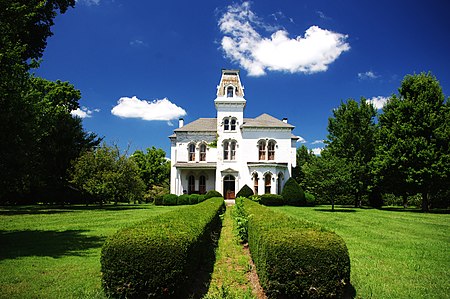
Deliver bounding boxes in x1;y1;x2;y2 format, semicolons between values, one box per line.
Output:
204;206;256;299
0;204;180;299
273;205;450;299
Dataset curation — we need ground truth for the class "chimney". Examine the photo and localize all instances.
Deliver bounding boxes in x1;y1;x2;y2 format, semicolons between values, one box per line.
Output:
282;117;288;124
179;118;184;128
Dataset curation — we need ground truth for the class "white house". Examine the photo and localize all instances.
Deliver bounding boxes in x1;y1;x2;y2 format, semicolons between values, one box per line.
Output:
170;69;299;199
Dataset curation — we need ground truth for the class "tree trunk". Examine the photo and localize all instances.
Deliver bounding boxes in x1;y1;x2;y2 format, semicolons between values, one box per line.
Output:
421;192;430;212
402;194;408;208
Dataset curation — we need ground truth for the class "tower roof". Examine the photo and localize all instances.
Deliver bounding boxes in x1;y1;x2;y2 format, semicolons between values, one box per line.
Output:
216;69;244;97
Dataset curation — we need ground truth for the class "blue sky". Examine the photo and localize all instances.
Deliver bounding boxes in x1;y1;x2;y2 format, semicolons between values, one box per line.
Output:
36;0;450;156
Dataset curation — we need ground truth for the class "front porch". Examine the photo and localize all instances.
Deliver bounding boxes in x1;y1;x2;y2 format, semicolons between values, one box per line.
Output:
172;162;216;195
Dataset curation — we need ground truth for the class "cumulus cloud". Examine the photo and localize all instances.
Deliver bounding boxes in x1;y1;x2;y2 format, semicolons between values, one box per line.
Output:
111;96;187;123
311;140;324;145
71;106;100;118
358;71;378;80
311;147;323;155
368;96;389;109
218;2;350;76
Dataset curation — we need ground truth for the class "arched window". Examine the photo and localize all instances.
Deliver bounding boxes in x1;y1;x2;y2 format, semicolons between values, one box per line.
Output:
277;172;284;195
230;141;236;160
268;140;275;160
224;140;237;160
265;173;272;194
224;118;230;131
223;141;229;160
188;175;195;194
227;86;234;97
230;118;236;131
253;173;259;195
200;144;206;161
258;140;266;160
199;175;206;194
188;144;195;161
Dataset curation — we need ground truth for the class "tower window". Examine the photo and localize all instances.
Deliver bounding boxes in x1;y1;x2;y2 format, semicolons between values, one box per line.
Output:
227;86;234;97
231;119;236;131
223;117;237;131
224;140;237;160
224;118;229;131
223;141;229;160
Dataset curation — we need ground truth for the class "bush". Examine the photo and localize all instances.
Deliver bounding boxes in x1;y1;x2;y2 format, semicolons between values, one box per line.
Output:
204;190;223;199
177;194;190;205
259;194;284;206
241;199;350;298
236;184;254;198
305;192;316;206
101;198;225;298
198;195;206;203
282;177;306;206
162;194;178;206
189;194;199;205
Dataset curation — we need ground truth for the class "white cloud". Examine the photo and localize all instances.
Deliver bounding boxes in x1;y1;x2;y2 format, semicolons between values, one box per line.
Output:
358;71;378;80
316;11;331;20
111;96;187;122
71;106;100;118
312;147;323;155
368;96;389;109
311;140;324;145
219;2;350;76
130;39;148;47
75;0;100;5
297;136;307;143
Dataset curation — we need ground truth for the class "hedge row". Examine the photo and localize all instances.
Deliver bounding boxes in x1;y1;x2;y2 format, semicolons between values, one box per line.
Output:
101;197;225;298
238;198;350;298
156;190;223;206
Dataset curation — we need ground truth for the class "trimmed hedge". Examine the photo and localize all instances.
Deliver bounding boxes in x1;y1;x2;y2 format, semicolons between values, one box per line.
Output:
282;177;306;206
177;194;190;205
236;184;254;198
240;198;350;298
204;190;222;199
189;194;199;205
101;197;225;298
162;193;178;205
259;194;284;206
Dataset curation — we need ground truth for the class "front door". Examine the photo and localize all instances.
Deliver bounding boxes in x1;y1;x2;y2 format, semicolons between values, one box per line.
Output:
223;175;235;199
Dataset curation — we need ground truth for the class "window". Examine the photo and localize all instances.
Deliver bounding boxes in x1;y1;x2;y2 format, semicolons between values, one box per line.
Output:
188;144;195;161
200;144;206;161
227;86;234;97
188;175;195;194
223;141;229;160
268;141;275;160
199;175;206;194
224;118;229;131
231;118;236;131
224;140;237;161
253;173;259;195
265;173;272;194
230;141;236;160
277;172;284;195
258;140;266;160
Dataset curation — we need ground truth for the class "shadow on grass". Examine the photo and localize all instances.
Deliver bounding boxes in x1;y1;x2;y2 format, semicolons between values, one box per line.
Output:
0;229;105;260
343;282;357;298
0;204;150;216
314;208;357;213
380;207;450;214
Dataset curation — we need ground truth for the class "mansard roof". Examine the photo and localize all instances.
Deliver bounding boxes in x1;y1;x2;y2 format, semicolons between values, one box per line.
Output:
173;118;217;132
241;113;294;129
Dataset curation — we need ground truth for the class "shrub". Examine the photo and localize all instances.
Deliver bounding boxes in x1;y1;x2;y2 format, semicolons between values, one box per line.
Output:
177;194;190;205
250;195;260;202
305;192;316;206
162;193;178;206
241;199;350;298
204;190;223;199
282;177;306;206
259;194;284;206
236;184;254;198
189;194;199;205
101;197;225;298
197;195;206;203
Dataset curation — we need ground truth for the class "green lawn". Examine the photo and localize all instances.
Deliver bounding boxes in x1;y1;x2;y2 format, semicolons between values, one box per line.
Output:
273;205;450;299
0;204;180;299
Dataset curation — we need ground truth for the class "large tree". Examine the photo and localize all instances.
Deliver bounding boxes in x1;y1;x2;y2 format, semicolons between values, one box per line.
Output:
131;147;170;190
375;72;450;211
325;98;378;207
291;145;316;189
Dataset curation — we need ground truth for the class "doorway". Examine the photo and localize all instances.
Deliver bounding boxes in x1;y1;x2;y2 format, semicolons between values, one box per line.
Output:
223;175;235;199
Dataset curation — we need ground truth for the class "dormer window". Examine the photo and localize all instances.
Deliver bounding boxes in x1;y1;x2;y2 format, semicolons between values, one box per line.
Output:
226;86;234;97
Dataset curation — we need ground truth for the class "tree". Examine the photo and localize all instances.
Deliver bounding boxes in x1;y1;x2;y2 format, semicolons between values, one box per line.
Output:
374;72;450;212
70;144;145;205
325;98;378;207
281;177;306;206
292;145;315;188
302;151;351;211
131;147;170;190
